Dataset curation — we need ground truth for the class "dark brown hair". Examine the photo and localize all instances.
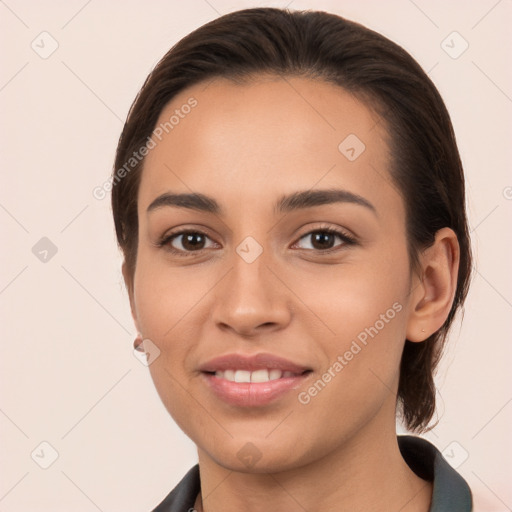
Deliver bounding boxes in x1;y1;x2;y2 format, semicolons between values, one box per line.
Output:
111;8;472;432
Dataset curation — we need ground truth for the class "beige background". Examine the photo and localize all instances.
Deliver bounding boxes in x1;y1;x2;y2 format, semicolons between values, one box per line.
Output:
1;1;511;511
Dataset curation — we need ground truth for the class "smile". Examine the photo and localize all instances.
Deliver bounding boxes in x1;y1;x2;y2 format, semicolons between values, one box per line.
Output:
213;369;303;382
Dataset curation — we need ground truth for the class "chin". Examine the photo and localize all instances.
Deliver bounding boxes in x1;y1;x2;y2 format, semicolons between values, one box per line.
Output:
198;435;312;475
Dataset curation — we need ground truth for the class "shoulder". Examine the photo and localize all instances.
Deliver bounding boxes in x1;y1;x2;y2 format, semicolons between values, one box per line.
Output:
398;435;473;511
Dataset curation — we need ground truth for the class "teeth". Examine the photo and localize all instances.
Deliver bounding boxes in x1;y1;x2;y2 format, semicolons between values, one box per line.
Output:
251;369;269;382
224;369;235;381
213;369;300;382
269;369;282;380
234;370;251;383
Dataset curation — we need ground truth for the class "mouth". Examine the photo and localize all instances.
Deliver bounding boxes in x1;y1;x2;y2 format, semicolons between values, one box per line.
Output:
199;352;312;374
204;368;311;382
199;353;313;407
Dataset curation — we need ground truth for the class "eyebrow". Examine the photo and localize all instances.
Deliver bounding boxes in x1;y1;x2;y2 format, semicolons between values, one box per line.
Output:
147;188;377;216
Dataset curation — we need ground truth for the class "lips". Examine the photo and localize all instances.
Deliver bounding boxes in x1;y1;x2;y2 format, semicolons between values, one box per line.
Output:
214;369;300;383
199;352;311;374
199;353;312;407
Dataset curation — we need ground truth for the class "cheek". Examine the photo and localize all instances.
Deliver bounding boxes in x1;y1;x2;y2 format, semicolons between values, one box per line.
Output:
297;247;411;393
132;256;209;430
294;248;410;344
133;250;209;340
291;269;409;445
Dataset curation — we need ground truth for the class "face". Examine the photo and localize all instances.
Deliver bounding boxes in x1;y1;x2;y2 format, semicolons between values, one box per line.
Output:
129;76;417;472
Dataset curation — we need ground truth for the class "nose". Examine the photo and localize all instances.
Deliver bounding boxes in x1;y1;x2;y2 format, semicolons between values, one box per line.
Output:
210;249;292;338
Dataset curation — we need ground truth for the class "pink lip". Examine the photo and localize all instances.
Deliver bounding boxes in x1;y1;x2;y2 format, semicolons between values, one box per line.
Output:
198;353;312;407
201;372;311;407
199;352;311;373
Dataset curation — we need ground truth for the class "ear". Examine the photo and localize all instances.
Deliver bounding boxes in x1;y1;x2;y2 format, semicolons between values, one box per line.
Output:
406;227;460;342
122;261;140;332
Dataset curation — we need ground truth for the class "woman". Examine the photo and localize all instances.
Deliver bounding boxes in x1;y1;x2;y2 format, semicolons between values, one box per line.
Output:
112;8;472;511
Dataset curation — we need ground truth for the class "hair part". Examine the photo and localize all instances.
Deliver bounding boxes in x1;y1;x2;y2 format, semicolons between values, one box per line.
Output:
111;7;472;432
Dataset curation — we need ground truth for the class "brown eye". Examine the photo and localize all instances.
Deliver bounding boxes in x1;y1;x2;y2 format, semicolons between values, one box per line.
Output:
176;232;206;251
295;228;356;252
309;231;337;250
161;230;216;254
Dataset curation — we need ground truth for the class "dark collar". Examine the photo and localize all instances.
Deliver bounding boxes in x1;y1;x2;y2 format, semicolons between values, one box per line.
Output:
152;435;472;511
398;435;472;511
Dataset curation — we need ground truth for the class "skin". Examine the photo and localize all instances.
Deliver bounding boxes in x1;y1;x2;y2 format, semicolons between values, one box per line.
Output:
124;76;460;512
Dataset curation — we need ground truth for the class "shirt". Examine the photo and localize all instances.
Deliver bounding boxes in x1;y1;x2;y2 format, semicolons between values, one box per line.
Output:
152;435;472;511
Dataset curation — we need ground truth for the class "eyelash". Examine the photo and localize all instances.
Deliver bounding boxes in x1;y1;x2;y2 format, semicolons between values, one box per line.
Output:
157;225;357;257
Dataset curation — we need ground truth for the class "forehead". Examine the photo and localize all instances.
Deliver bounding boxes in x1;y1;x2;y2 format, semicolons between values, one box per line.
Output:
138;75;400;217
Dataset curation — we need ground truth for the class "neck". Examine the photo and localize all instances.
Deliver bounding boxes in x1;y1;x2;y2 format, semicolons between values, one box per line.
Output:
194;419;432;512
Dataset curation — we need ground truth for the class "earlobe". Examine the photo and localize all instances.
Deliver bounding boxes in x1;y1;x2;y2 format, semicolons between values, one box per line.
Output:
406;228;460;342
